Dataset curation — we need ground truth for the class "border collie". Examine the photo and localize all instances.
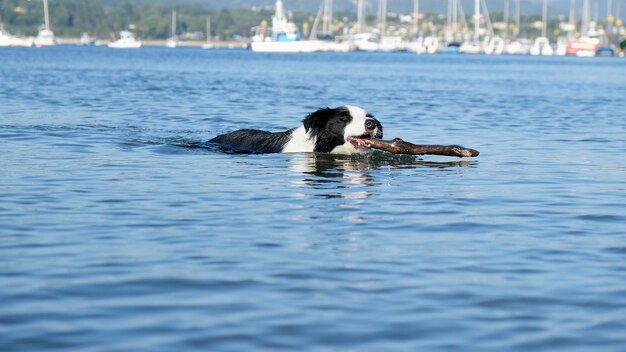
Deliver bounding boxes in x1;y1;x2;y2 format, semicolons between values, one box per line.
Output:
209;105;383;154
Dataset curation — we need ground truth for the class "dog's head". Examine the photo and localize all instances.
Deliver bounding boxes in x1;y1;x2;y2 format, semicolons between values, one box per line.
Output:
303;105;383;154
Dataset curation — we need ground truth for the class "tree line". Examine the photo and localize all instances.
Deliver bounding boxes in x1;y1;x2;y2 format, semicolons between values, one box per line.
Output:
0;0;310;40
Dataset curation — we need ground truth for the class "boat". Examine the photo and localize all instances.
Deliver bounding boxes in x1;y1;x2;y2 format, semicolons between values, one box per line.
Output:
0;28;33;47
165;11;177;48
530;37;554;56
441;42;461;54
567;36;599;57
352;33;380;51
251;0;325;53
596;47;615;57
201;16;214;49
530;0;553;56
80;32;95;46
460;0;483;54
33;0;56;47
504;39;531;55
460;41;482;54
484;36;505;55
108;31;142;49
564;1;599;57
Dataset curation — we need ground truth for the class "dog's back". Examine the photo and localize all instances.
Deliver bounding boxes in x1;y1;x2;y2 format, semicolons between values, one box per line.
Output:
209;129;294;154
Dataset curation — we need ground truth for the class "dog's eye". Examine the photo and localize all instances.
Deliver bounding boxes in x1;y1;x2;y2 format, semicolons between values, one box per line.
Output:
340;116;350;122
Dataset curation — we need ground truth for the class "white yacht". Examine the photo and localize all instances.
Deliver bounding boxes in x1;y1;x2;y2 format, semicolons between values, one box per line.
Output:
108;31;142;49
0;28;33;47
33;0;56;47
251;0;325;53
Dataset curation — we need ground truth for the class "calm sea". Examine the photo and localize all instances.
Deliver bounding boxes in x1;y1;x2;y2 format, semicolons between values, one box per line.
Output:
1;46;625;351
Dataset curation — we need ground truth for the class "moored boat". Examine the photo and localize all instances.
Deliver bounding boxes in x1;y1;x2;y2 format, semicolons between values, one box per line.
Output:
251;0;325;53
108;31;142;49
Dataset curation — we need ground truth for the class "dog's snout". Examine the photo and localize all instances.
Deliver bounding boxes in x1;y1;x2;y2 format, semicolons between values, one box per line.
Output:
365;119;376;130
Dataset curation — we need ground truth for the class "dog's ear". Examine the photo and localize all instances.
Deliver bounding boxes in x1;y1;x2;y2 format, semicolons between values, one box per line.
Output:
303;107;334;133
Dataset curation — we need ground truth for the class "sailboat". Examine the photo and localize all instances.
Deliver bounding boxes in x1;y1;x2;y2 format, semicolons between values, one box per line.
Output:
201;17;214;49
505;0;531;54
166;11;177;48
530;0;554;55
460;0;483;54
34;0;56;47
406;0;427;54
566;0;599;57
251;0;325;53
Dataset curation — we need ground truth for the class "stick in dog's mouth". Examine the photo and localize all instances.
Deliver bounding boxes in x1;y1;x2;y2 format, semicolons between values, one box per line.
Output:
360;137;480;158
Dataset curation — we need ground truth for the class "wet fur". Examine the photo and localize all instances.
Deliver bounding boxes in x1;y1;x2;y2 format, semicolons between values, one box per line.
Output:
209;106;382;154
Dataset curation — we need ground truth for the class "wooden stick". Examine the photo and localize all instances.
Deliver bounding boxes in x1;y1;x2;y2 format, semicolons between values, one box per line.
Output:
363;138;480;158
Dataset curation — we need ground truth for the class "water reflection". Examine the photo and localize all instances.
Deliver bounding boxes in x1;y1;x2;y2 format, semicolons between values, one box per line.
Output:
289;151;477;199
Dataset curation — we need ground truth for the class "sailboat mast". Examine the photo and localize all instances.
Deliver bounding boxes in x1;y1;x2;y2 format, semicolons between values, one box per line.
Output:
357;0;365;33
378;0;386;37
206;16;211;41
541;0;547;38
322;0;333;35
515;0;520;38
504;0;509;39
582;0;590;34
172;11;176;38
43;0;50;30
447;0;452;29
474;0;480;41
452;0;458;33
413;0;419;37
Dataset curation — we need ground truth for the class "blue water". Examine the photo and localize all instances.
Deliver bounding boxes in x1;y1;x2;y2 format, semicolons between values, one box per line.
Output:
1;46;625;351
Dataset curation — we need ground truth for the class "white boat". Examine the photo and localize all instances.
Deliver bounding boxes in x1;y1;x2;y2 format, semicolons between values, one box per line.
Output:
33;0;56;47
505;39;531;55
322;40;353;52
484;36;505;55
165;11;177;48
378;36;405;52
352;33;380;51
251;1;325;53
460;0;483;54
34;28;56;47
460;41;482;54
530;37;554;56
108;31;142;49
406;37;426;54
0;29;33;47
201;16;214;49
423;36;440;54
80;32;94;46
530;0;553;56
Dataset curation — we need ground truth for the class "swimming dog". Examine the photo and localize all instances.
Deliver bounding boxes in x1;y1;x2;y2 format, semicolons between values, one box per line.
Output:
209;105;382;154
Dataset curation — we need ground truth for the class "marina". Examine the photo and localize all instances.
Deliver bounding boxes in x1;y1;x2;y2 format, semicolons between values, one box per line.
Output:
2;45;625;352
0;0;624;57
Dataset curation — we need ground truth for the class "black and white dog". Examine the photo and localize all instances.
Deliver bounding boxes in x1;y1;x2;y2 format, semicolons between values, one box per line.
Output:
209;105;383;154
